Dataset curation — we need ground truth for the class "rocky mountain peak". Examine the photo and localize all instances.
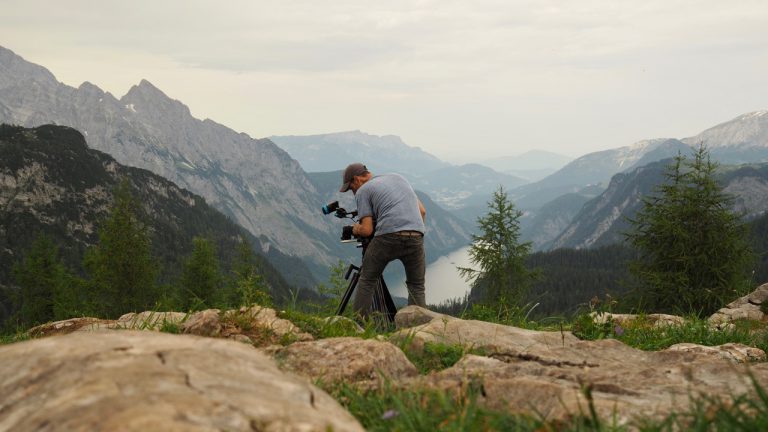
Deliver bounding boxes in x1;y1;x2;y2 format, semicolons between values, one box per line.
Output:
120;79;191;118
683;110;768;150
0;45;58;90
77;81;106;96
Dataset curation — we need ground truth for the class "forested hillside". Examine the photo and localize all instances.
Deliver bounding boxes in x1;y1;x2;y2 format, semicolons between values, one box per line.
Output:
0;124;311;325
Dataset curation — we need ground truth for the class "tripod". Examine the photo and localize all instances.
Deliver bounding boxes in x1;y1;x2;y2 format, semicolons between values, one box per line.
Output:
335;239;398;323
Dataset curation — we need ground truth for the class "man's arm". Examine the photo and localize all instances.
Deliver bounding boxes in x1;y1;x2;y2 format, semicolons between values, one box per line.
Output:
353;216;374;238
418;199;426;222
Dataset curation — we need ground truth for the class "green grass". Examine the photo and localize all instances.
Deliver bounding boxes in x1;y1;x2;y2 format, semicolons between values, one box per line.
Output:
325;381;553;432
276;309;381;340
400;340;488;374
325;375;768;432
0;330;30;345
572;313;768;354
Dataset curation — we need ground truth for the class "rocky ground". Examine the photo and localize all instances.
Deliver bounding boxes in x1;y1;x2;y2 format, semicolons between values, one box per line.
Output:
2;284;768;431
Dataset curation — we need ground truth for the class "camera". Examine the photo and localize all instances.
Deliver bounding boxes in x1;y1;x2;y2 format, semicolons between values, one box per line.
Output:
320;201;357;219
341;225;354;241
321;201;339;215
322;201;360;242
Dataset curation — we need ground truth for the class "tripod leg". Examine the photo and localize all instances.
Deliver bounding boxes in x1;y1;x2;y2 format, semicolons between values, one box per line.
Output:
378;277;398;323
335;270;359;316
370;276;398;324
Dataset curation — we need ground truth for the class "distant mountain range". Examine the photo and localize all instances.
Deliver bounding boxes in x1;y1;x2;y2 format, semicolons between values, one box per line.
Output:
481;150;574;182
0;124;304;321
514;113;768;249
270;131;449;174
0;45;471;283
549;159;768;250
271;132;530;218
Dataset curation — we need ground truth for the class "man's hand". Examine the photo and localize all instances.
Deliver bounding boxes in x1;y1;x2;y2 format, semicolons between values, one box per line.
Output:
353;216;374;237
418;200;426;222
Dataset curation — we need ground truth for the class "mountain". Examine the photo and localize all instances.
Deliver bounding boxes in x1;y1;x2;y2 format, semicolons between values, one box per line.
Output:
519;193;593;250
270;131;449;174
0;124;307;321
0;46;364;281
517;110;768;249
682;111;768;163
511;139;692;210
0;45;478;286
481;150;573;182
408;163;528;221
549;159;768;250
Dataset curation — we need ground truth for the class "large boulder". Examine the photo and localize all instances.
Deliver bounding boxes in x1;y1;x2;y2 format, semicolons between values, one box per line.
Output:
0;331;363;431
273;337;418;388
180;306;313;346
391;309;768;425
391;308;582;363
710;283;768;326
418;340;768;426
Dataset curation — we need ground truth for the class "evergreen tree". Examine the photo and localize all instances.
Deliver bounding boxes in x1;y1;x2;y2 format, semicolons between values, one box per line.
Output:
84;179;158;317
228;238;271;307
315;260;349;316
11;234;84;326
625;145;754;316
180;236;222;309
458;186;539;306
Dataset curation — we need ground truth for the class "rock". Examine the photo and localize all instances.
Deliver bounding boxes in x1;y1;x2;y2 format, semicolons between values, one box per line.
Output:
181;309;222;337
233;306;313;342
0;331;363;431
591;312;686;328
116;311;188;331
709;283;768;326
28;317;115;337
416;341;768;426
395;305;444;329
664;343;767;363
390;309;580;362
274;337;418;388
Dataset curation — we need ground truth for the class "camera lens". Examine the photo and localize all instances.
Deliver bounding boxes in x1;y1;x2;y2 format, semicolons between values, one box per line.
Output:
322;201;340;215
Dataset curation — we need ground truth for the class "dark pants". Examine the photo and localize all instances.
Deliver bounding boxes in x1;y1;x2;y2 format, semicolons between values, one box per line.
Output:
353;233;426;317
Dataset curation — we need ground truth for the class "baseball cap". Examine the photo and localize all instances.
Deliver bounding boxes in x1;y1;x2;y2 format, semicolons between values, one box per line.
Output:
339;163;368;192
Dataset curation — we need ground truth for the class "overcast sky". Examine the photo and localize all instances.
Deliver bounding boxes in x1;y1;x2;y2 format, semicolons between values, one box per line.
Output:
1;0;767;162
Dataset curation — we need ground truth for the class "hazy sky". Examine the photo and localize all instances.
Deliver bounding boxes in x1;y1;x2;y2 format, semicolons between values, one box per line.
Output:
1;0;767;162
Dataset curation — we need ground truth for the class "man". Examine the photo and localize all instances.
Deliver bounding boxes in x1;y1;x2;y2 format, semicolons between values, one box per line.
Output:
339;163;427;317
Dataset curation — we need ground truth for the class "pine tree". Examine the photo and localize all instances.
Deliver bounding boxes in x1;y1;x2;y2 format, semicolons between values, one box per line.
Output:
625;145;754;316
458;186;538;306
11;234;84;326
180;236;222;309
315;260;349;316
84;179;158;317
228;238;271;307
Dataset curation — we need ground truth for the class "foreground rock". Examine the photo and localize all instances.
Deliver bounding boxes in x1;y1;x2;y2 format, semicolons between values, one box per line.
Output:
182;306;313;344
0;331;362;432
395;306;768;426
29;312;188;337
273;337;418;388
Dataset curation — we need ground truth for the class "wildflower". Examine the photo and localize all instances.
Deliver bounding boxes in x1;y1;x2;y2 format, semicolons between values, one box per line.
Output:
381;409;399;420
614;325;624;336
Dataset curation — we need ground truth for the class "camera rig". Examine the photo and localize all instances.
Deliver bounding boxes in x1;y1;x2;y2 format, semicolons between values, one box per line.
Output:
321;200;397;323
322;201;359;241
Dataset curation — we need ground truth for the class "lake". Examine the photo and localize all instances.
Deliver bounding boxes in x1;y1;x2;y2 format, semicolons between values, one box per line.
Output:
389;246;473;305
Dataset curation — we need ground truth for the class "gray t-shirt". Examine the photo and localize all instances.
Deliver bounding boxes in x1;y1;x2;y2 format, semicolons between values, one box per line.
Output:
355;173;425;236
